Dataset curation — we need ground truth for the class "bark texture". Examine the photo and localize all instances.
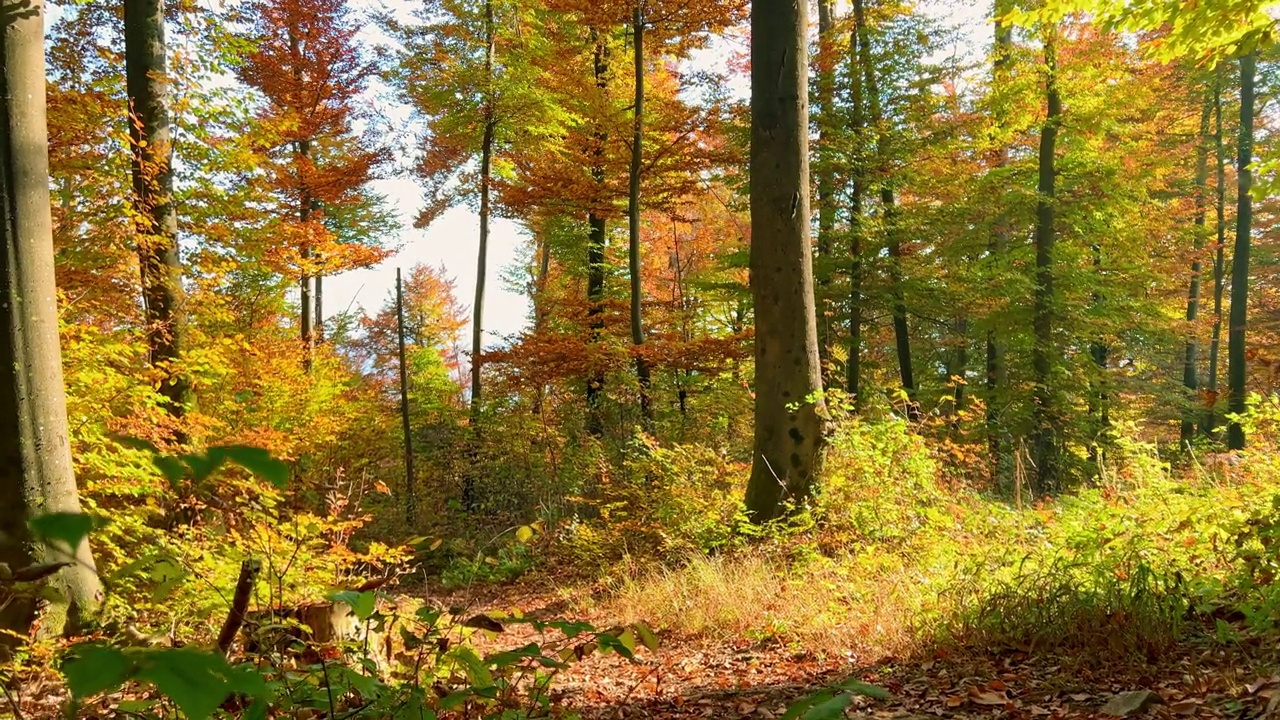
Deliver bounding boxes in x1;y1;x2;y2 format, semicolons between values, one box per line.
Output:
0;0;103;644
744;0;826;523
1226;53;1255;451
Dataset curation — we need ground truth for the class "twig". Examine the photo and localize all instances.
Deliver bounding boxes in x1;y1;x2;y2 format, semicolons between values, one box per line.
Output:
217;559;262;656
2;681;26;720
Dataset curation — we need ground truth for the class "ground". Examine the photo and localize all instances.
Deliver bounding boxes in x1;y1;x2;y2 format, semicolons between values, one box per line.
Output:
453;584;1280;720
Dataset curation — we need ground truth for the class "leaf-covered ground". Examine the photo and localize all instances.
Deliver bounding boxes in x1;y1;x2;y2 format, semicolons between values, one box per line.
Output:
459;587;1280;720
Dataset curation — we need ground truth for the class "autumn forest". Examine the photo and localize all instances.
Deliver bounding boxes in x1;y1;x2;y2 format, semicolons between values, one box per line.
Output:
1;0;1280;717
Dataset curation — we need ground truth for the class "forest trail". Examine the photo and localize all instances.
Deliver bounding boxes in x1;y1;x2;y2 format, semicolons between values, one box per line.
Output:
441;585;1280;720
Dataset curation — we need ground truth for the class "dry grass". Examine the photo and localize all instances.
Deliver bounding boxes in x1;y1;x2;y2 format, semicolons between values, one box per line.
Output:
603;550;931;658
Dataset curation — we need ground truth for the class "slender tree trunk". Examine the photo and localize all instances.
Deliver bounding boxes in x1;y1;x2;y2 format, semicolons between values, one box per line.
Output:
1204;70;1226;436
855;0;915;420
314;273;324;342
1226;53;1255;451
814;0;835;376
472;0;495;422
0;0;103;644
951;318;968;426
1030;29;1061;493
395;269;417;523
987;1;1012;481
744;0;826;523
125;0;189;433
289;22;313;371
846;11;865;411
629;3;653;431
586;30;609;438
1180;90;1212;445
1088;242;1109;467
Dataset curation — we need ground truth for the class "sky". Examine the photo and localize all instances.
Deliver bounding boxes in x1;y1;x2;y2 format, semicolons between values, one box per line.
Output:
320;1;991;352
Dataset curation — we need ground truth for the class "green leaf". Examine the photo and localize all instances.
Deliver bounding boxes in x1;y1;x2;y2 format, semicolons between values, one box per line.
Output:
446;646;493;689
28;512;94;552
326;590;376;621
134;648;238;719
802;692;853;720
631;621;659;651
62;643;132;698
154;455;188;482
216;445;289;488
836;678;891;700
112;436;160;454
181;452;225;482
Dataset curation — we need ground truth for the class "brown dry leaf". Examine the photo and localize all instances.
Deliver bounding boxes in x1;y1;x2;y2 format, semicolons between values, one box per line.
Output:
988;680;1009;692
1169;700;1200;715
969;689;1010;707
1029;706;1052;716
945;695;966;708
736;702;756;715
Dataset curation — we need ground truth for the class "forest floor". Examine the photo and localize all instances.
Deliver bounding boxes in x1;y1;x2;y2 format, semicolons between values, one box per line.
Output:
450;583;1280;720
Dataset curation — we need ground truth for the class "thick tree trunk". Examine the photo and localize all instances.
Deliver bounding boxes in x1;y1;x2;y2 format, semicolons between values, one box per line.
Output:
1030;30;1061;493
1226;53;1255;451
855;0;915;420
0;0;103;645
987;1;1012;481
1180;91;1212;445
585;31;609;438
629;3;653;431
1204;70;1226;437
744;0;826;523
125;0;190;431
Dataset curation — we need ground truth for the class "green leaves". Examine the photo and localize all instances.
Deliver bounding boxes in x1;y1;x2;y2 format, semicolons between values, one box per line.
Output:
62;644;267;719
28;512;95;552
783;678;890;720
327;589;378;621
114;436;290;488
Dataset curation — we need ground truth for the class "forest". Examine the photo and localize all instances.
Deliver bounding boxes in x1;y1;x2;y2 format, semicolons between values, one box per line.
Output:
1;0;1279;717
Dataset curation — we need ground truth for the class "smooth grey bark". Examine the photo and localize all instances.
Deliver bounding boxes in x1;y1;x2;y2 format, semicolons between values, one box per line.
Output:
0;0;102;643
125;0;189;432
628;2;653;431
288;21;314;370
854;0;915;420
744;0;826;523
1030;30;1061;493
1180;89;1212;445
1226;52;1255;451
1204;70;1226;437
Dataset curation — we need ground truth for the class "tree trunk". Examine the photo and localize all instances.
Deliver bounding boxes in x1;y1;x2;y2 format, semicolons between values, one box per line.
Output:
814;0;835;376
1180;89;1212;445
472;0;495;423
314;274;323;342
395;269;417;523
125;0;190;432
0;0;103;644
855;0;915;420
629;3;653;432
1204;69;1226;437
1088;242;1109;468
585;30;609;438
289;22;313;371
744;0;826;524
1226;52;1255;451
1030;29;1061;493
846;10;865;411
987;0;1012;481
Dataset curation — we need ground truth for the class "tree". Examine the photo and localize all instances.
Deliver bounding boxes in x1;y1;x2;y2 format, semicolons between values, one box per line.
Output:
1030;27;1062;492
0;0;102;642
237;0;390;368
744;0;826;523
124;0;190;433
1180;83;1213;445
1226;52;1256;450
